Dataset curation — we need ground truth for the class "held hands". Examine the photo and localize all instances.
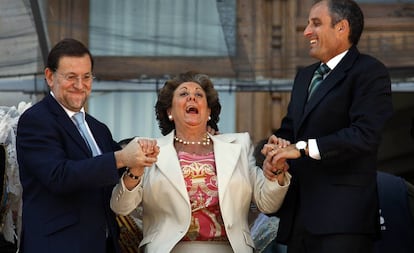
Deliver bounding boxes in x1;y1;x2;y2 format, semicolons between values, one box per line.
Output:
118;138;160;190
261;135;294;184
115;137;160;170
137;138;160;168
262;153;289;185
262;135;291;153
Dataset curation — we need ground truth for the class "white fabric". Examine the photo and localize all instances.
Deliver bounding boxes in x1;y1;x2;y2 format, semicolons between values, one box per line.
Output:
250;213;279;253
0;101;31;245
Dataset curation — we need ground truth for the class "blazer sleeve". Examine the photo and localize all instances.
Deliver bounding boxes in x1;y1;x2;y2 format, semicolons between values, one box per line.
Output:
241;133;291;214
110;174;144;216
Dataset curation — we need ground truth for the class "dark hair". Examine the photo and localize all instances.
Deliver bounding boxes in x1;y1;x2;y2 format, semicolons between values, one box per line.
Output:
46;38;94;72
316;0;364;46
253;139;268;168
155;71;221;136
328;0;364;46
118;137;134;148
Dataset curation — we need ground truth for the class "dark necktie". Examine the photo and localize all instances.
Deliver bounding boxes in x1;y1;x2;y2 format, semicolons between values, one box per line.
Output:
73;112;100;156
308;63;330;100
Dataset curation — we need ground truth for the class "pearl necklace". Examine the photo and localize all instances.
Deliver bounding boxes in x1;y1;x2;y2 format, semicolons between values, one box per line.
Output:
174;133;211;145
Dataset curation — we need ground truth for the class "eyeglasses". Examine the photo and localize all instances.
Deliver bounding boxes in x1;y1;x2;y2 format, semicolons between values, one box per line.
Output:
55;71;96;83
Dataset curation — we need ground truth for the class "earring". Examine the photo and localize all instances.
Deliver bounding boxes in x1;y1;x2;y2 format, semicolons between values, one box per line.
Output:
208;116;211;121
168;115;173;121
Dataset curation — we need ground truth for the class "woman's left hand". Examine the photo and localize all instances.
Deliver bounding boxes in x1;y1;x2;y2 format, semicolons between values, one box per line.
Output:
263;149;289;185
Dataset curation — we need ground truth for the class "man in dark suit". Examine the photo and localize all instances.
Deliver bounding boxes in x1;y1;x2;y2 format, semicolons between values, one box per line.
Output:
262;1;393;253
16;38;158;253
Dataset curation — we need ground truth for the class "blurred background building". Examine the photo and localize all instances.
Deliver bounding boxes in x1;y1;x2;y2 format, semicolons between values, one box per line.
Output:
1;0;413;183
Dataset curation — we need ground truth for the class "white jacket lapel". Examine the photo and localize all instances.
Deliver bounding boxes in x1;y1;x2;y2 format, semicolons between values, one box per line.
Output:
155;132;189;203
211;134;241;199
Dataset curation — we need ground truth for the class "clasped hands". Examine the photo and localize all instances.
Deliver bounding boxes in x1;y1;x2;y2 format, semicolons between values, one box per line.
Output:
261;135;300;183
118;137;160;177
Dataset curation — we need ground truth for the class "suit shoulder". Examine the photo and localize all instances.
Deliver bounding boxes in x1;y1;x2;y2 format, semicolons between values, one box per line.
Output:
217;132;251;144
347;54;390;82
356;53;387;69
18;99;49;121
85;113;107;126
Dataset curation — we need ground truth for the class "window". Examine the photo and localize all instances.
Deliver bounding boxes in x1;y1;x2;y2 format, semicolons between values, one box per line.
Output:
89;0;236;57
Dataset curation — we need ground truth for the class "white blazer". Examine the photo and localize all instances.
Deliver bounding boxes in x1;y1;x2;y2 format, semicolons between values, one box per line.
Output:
110;131;290;253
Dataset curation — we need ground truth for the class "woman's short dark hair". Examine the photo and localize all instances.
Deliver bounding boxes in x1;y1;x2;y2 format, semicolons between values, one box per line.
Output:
46;38;94;72
155;71;221;136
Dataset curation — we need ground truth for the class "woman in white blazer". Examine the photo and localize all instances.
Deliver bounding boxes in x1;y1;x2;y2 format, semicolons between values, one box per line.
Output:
110;71;291;253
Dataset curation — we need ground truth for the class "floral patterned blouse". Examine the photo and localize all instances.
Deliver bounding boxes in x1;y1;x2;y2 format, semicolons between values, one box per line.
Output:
178;151;228;242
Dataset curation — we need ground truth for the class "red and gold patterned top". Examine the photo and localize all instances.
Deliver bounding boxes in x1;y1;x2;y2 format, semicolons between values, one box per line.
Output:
178;151;228;242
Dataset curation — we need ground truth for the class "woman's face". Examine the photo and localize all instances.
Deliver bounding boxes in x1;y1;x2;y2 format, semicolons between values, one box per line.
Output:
169;81;211;131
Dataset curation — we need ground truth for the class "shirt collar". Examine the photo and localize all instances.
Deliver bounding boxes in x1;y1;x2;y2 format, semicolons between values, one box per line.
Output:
325;50;348;70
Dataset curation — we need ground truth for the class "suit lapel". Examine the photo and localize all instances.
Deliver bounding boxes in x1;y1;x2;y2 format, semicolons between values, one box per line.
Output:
210;134;240;200
45;95;92;156
155;132;242;203
298;47;360;132
85;114;106;153
293;64;318;133
155;132;190;202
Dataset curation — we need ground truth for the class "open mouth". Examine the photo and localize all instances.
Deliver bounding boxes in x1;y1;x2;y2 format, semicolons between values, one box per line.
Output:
186;106;199;114
310;39;317;45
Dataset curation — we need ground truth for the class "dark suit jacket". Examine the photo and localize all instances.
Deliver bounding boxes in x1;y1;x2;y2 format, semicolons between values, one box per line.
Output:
374;172;414;253
275;46;393;243
16;94;122;253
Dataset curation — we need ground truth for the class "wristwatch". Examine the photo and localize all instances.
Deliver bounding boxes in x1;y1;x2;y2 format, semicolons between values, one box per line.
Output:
295;141;307;157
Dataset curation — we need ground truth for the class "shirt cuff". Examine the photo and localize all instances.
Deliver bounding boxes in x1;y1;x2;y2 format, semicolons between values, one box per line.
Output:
121;172;143;192
308;139;321;160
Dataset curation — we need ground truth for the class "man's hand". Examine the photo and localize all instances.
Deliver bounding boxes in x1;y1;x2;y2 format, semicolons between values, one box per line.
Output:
261;135;291;156
115;137;159;169
270;144;301;166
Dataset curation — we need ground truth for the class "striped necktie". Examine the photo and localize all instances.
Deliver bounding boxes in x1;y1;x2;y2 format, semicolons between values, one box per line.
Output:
308;63;330;100
73;112;100;156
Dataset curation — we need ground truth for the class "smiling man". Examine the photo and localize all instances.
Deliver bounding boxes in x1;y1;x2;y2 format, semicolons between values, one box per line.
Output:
16;38;158;253
263;1;393;253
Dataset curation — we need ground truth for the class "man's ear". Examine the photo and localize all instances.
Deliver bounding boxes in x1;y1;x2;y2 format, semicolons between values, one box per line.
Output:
44;68;54;88
336;19;349;33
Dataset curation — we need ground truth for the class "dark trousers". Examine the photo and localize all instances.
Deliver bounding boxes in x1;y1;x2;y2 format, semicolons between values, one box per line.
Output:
106;236;117;253
287;213;374;253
